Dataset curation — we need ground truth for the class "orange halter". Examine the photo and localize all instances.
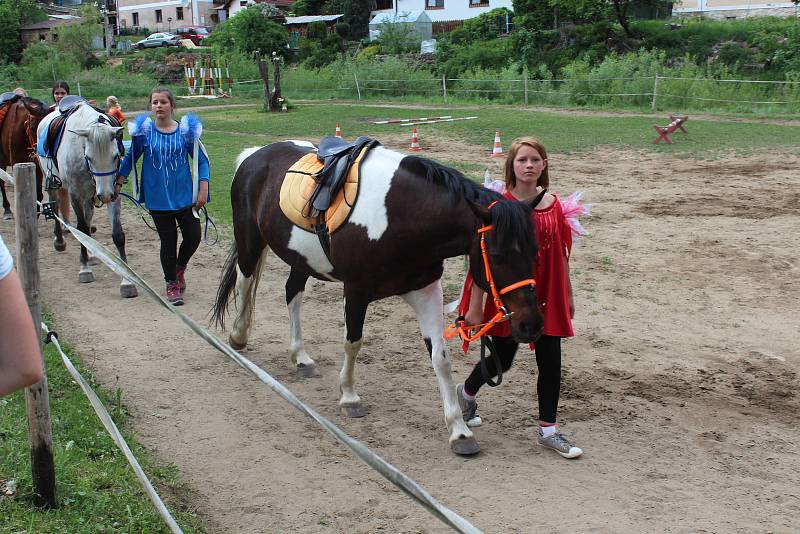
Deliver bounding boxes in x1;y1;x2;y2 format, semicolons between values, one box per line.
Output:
445;202;536;343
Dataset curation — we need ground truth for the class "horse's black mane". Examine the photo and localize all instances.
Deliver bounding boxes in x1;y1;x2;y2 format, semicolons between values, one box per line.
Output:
409;156;536;254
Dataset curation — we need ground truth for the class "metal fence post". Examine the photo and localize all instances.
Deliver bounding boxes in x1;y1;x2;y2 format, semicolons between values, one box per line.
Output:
354;72;361;101
524;71;529;106
651;74;660;111
14;162;57;509
442;75;447;103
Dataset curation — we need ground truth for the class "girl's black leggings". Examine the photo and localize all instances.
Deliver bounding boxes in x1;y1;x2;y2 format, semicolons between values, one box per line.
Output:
464;334;562;424
150;207;201;282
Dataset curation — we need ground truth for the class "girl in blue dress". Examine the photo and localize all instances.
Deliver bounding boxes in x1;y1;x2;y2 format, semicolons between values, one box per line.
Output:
118;88;210;305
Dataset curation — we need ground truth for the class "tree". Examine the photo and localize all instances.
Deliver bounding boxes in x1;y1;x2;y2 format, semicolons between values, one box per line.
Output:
206;5;288;58
515;0;670;38
56;5;103;68
342;0;373;40
0;0;46;64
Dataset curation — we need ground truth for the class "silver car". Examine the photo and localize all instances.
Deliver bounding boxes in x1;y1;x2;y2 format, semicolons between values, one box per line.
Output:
134;32;180;49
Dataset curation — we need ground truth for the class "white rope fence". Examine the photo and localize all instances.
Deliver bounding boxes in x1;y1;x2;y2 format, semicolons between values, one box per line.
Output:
0;162;482;533
40;322;184;534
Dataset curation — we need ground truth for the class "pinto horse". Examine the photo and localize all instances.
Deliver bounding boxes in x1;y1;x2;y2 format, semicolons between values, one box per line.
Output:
36;102;137;298
212;140;544;455
0;96;50;219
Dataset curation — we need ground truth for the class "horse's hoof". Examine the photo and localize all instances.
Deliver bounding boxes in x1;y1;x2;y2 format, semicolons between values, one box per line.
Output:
54;240;66;252
88;255;100;266
78;271;95;283
120;284;138;298
3;209;12;220
90;226;97;234
296;363;320;378
451;436;481;456
228;337;246;351
341;404;367;418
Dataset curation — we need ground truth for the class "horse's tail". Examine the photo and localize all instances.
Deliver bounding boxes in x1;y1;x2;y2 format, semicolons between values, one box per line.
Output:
212;242;239;329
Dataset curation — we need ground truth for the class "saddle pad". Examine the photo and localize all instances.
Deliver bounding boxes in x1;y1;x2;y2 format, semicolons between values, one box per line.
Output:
279;151;364;234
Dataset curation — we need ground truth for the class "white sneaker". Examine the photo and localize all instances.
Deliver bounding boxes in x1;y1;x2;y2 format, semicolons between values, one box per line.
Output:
537;430;583;459
456;384;482;427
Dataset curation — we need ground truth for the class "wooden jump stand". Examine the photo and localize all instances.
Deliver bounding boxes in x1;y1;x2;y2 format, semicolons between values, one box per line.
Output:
653;115;689;144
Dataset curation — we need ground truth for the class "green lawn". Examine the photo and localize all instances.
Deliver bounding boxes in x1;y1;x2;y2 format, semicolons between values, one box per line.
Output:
194;102;800;227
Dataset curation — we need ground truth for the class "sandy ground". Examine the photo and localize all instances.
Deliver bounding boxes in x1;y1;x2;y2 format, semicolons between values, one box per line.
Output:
3;142;799;533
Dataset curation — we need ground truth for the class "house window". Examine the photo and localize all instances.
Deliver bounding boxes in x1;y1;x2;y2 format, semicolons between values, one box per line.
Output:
132;12;139;26
426;0;444;8
176;7;184;20
469;0;489;6
375;0;392;9
156;9;162;23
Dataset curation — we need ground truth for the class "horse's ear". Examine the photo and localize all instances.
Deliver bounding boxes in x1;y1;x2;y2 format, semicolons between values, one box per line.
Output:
528;189;547;210
69;128;90;138
468;200;492;224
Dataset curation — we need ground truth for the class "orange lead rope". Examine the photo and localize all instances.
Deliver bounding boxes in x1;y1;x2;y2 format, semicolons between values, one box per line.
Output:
444;216;536;345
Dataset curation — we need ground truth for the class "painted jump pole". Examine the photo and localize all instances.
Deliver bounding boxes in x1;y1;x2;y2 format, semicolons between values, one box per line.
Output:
14;162;57;508
652;115;689;144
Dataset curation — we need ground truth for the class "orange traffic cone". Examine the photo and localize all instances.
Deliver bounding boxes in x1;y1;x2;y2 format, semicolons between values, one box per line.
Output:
490;130;505;157
335;122;342;138
409;128;421;151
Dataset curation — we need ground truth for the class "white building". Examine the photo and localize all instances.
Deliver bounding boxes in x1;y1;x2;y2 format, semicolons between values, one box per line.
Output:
673;0;798;18
371;0;513;23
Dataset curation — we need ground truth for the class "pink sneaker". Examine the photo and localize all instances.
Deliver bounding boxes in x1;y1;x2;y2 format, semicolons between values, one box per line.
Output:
166;281;184;306
176;265;186;294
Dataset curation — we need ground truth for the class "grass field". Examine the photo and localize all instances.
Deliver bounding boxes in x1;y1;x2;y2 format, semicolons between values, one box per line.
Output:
195;101;800;227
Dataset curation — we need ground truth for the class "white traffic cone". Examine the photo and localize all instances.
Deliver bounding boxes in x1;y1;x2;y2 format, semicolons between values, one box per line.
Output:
409;128;421;151
490;130;505;157
335;122;342;138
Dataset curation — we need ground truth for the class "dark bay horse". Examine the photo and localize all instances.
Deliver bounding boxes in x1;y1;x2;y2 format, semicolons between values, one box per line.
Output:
212;140;544;455
0;96;50;219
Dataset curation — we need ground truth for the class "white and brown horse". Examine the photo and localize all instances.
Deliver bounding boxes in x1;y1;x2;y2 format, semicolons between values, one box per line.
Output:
212;140;544;455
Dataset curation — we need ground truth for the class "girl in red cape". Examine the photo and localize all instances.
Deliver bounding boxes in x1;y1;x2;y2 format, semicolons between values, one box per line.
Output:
456;136;584;459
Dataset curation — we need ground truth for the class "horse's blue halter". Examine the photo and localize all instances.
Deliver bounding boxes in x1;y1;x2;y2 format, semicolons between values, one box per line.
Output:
83;116;125;205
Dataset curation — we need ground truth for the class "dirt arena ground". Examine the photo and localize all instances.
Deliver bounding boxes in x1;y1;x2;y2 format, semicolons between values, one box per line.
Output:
5;143;799;533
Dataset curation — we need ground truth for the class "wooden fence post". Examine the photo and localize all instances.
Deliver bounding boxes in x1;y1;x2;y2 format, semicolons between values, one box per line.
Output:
14;162;57;508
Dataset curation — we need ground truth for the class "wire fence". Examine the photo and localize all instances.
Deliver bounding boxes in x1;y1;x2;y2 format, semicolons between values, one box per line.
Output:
5;72;800;114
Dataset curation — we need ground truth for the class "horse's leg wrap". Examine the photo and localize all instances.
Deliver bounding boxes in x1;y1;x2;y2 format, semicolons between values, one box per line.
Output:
402;280;477;455
229;250;268;349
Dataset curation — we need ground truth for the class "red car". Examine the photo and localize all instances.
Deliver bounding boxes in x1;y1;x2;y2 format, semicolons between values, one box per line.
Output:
175;26;211;46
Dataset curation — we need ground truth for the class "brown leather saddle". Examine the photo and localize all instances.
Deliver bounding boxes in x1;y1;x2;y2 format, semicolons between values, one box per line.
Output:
279;136;379;257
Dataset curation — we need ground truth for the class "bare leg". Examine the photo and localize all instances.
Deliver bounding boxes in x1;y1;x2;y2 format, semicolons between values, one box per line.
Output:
402;279;479;455
58;187;70;226
286;268;318;377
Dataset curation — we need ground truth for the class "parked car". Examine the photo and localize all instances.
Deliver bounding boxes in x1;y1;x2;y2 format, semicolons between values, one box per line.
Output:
175;26;211;46
134;32;180;49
